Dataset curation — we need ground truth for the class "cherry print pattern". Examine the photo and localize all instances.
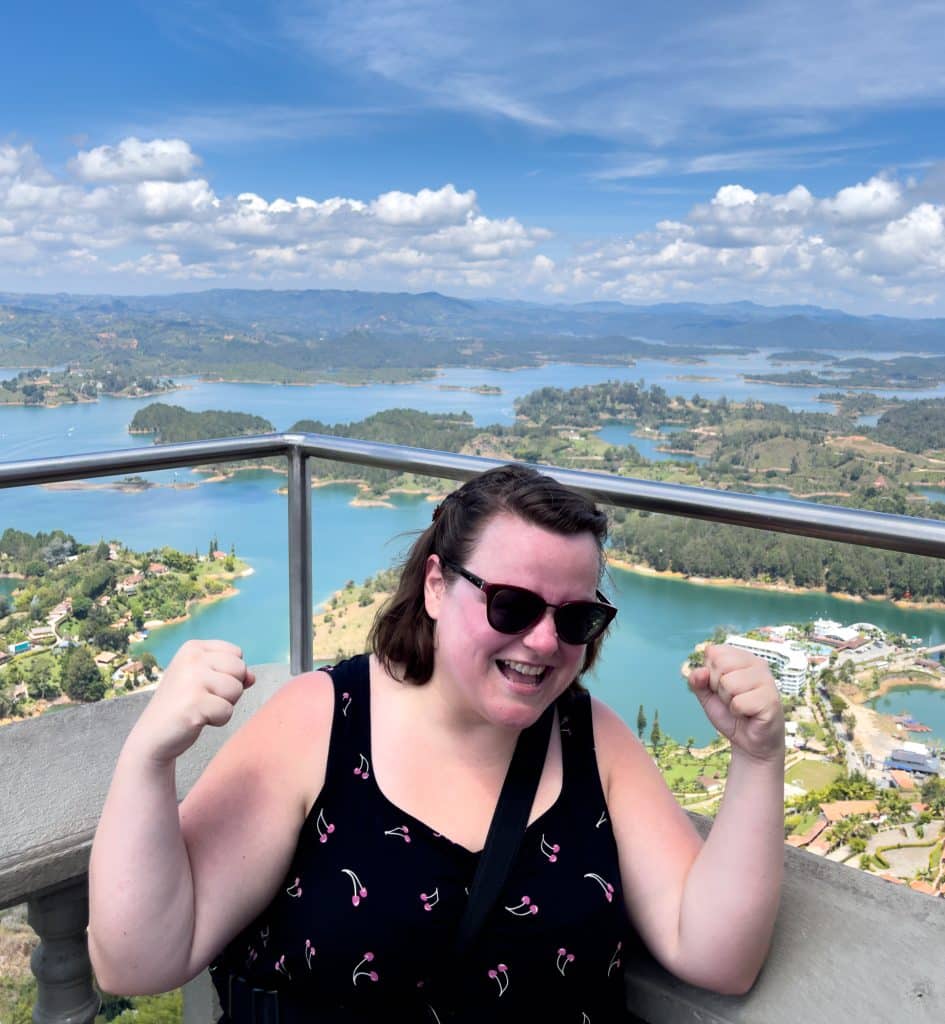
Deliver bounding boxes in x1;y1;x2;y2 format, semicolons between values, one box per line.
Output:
210;655;629;1022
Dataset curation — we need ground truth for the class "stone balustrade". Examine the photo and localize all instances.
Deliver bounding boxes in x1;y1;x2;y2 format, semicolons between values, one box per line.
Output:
1;664;943;1024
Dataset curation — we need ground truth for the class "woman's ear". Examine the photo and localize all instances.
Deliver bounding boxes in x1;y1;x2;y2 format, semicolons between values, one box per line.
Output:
424;554;445;621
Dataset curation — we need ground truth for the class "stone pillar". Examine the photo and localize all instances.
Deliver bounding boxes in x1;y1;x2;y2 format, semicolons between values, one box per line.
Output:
27;877;100;1024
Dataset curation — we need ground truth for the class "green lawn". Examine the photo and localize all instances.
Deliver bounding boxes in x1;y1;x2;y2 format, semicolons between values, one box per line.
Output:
661;752;729;789
785;758;843;792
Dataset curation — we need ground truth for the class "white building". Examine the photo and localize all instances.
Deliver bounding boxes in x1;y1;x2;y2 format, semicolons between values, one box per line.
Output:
724;633;809;697
812;619;862;645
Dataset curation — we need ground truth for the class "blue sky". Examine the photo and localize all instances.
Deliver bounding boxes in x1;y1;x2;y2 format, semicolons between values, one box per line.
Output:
3;0;945;314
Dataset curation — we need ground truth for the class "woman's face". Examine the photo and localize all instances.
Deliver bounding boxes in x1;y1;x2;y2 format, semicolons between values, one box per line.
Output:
423;512;602;730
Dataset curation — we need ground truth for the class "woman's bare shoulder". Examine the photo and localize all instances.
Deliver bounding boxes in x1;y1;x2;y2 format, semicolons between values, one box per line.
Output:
183;668;336;821
586;694;674;801
588;695;644;759
250;668;335;792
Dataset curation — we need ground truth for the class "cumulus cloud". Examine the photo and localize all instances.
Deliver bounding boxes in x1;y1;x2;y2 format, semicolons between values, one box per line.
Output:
0;137;548;294
70;138;201;183
4;136;945;313
824;176;904;222
567;171;945;310
371;184;476;226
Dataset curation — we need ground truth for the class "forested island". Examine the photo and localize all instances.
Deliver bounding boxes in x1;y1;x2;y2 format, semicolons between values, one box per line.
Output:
0;529;248;720
746;354;945;390
129;404;274;444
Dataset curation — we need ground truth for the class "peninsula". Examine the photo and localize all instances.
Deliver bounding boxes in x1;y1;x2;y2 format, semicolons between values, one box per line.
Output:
0;529;248;722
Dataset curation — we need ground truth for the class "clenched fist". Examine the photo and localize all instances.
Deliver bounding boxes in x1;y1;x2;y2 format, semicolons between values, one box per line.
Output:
688;644;784;763
130;639;256;765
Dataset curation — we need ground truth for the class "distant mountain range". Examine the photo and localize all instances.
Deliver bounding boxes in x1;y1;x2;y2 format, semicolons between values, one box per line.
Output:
3;288;945;358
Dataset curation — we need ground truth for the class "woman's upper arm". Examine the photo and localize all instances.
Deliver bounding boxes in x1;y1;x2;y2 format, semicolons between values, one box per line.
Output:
591;697;703;972
179;669;334;977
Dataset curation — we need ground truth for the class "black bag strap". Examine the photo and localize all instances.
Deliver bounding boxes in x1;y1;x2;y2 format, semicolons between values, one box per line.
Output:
453;702;556;958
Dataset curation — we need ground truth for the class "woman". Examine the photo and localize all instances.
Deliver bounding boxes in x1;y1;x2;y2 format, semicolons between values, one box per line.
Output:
88;464;784;1022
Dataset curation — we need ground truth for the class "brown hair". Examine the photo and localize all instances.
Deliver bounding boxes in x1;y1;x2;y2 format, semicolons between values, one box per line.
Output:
369;463;611;685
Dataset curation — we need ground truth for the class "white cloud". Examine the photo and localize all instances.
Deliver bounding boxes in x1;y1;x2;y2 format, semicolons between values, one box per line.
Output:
71;138;200;183
0;137;546;295
371;185;476;226
565;170;945;311
5;136;945;313
134;179;218;219
711;185;758;209
825;176;904;222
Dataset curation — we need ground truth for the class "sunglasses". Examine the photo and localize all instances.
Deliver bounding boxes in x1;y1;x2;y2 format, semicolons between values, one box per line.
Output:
441;559;617;645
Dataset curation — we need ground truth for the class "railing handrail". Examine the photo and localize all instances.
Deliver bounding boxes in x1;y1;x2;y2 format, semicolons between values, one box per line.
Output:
4;430;945;558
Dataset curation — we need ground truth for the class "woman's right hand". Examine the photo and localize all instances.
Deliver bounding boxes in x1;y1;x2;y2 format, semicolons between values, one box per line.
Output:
130;639;256;765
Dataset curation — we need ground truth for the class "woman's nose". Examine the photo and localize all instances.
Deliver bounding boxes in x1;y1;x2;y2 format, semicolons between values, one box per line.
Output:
522;608;559;654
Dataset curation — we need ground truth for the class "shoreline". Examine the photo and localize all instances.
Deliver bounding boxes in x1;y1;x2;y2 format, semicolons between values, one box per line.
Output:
605;557;945;610
136;567;253;632
852;674;945;704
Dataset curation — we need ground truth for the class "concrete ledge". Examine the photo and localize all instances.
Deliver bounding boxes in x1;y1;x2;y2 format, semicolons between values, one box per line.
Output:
0;664;292;907
625;839;945;1022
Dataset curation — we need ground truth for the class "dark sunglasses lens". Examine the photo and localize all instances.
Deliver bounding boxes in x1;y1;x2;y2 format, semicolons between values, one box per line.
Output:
487;586;545;634
556;603;613;644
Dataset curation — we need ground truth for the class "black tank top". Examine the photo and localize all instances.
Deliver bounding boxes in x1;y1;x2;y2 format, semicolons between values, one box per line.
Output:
213;655;631;1022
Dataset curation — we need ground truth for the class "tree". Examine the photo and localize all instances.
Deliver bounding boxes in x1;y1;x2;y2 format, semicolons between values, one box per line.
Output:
920;776;945;816
877;789;912;825
636;704;647;740
650;709;662;749
139;650;159;678
62;646;106;702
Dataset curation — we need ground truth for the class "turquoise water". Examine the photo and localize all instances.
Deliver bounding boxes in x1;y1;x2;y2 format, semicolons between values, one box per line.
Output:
916;487;945;504
6;351;945;463
4;359;945;743
868;686;945;746
596;424;705;464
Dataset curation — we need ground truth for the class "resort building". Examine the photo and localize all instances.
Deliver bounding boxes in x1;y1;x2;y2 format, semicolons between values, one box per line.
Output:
883;748;941;776
724;633;809;696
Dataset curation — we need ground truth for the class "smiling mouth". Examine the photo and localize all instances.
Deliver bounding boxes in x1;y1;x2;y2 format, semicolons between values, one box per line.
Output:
497;659;548;686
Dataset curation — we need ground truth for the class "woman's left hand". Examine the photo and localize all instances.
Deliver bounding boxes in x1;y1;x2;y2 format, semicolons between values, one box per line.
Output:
688;644;784;763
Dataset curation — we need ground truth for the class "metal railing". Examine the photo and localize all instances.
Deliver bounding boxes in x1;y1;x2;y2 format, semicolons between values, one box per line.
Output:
5;430;945;674
2;433;945;1024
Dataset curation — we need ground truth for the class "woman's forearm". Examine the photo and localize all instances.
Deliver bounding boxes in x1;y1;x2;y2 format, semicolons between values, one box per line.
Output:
88;639;256;994
674;751;784;994
88;735;197;995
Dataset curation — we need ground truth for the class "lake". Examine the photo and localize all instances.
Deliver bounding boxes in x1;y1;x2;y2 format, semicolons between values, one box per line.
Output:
3;354;945;743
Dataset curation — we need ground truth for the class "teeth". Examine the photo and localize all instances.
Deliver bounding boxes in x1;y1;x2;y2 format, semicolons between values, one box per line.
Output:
502;660;545;677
